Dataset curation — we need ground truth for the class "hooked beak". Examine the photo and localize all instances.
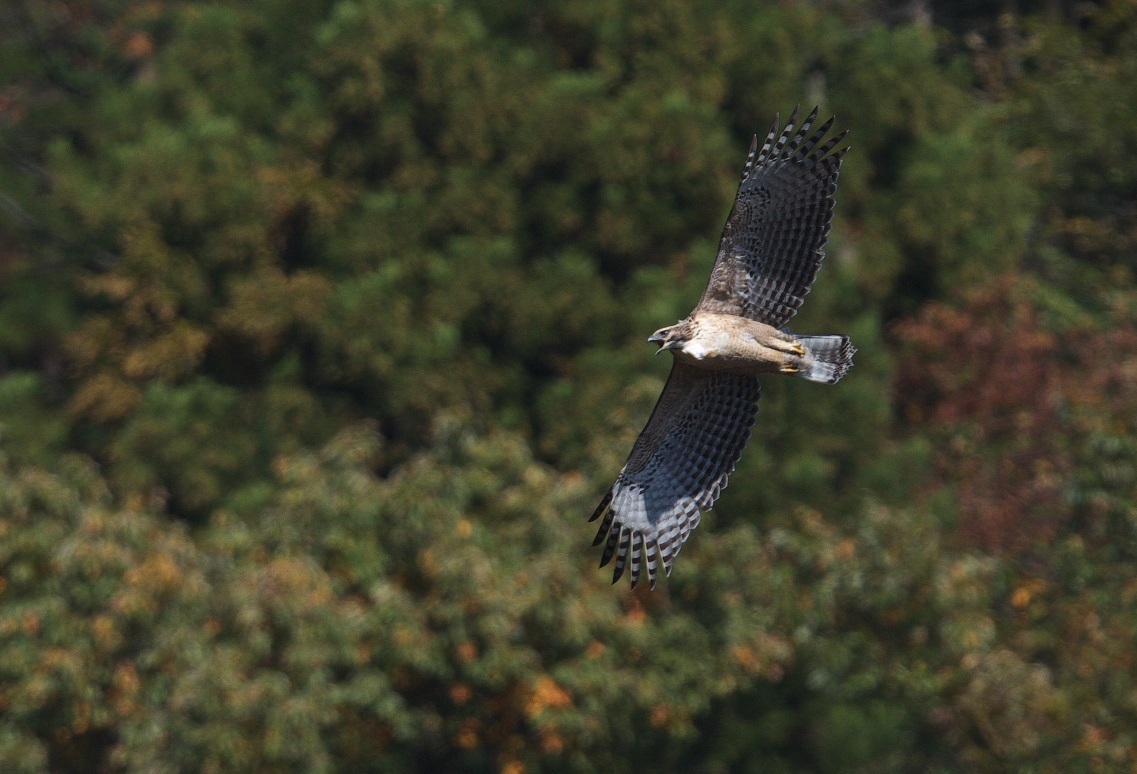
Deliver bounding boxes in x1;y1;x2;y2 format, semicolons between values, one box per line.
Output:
649;331;679;355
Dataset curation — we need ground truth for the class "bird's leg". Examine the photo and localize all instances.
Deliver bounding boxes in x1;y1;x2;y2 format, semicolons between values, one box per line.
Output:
769;330;806;356
779;353;804;375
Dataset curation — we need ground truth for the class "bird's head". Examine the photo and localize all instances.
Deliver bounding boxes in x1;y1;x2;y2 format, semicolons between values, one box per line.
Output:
648;320;693;353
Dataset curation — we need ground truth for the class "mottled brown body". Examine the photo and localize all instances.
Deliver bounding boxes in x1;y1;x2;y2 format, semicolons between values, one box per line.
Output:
667;312;804;375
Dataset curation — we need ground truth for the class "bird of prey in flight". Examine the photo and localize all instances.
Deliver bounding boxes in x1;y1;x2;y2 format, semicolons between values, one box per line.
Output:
589;107;854;589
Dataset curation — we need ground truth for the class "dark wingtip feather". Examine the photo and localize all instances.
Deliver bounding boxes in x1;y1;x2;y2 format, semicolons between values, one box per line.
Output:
659;532;676;575
600;526;619;568
807;129;850;164
796;115;835;161
588;490;613;522
783;106;820;159
591;506;615;547
757;113;780;165
612;529;631;583
771;106;801;161
740;133;759;181
645;540;659;590
629;534;643;589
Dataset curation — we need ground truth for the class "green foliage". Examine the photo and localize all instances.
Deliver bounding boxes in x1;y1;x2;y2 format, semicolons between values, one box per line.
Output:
1;0;1137;771
0;428;1083;773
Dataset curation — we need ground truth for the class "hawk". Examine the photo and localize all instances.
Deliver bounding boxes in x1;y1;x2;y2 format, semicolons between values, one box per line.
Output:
589;106;854;589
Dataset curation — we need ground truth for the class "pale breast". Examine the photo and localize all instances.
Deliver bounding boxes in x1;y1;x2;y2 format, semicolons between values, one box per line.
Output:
675;313;789;374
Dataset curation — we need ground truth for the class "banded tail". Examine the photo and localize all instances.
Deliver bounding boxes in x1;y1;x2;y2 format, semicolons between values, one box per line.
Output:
795;335;855;384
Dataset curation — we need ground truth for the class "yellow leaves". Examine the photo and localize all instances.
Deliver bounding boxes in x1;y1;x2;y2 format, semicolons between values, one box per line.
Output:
455;718;480;749
79;273;138;305
66;317;115;374
262;556;334;609
525;676;571;718
1012;578;1047;610
834;539;856;561
417;548;438;578
66;221;213;421
539;727;564;754
112;534;206;617
624;596;645;625
1123;577;1137;606
1056;215;1123;256
732;645;757;671
731;633;792;680
937;556;998;609
1075;723;1133;764
218;268;332;353
649;704;693;733
39;646;74;671
70;699;91;734
125;553;183;591
257;160;351;229
67;372;143;422
1015;146;1047;171
91;615;121;652
121;321;210;380
952;649;1066;762
111;664;140;717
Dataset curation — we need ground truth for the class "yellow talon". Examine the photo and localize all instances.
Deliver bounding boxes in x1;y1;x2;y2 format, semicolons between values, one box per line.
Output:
783;365;799;374
793;343;805;355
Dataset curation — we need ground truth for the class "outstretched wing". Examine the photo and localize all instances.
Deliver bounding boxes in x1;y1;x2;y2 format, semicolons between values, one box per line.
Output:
697;106;848;326
589;362;761;589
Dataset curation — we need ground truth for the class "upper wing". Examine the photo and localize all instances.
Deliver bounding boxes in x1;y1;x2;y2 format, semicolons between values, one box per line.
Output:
696;107;848;326
588;362;761;589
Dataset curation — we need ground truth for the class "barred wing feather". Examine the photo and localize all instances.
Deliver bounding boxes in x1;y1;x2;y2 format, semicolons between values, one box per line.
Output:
697;106;848;326
589;363;761;589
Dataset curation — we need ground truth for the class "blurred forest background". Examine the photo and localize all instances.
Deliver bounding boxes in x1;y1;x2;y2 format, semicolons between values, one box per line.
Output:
2;0;1137;771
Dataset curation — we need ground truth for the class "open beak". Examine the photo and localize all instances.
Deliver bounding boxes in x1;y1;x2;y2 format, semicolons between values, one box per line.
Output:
647;331;667;345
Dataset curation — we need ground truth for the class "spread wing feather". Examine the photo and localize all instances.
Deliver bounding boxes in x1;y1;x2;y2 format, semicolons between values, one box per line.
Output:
697;106;848;326
589;362;761;589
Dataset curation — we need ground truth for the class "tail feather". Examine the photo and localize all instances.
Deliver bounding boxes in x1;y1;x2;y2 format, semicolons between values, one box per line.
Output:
796;335;855;384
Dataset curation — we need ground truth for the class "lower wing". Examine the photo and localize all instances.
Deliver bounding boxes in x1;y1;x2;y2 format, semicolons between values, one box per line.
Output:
589;362;761;588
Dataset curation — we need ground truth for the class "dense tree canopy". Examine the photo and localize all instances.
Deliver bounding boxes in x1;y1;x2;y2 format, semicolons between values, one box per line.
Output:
1;0;1136;771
